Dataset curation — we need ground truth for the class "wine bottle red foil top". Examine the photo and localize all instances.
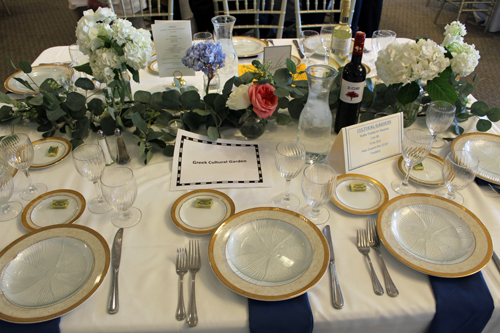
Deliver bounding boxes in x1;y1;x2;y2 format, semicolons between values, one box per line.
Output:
352;31;366;56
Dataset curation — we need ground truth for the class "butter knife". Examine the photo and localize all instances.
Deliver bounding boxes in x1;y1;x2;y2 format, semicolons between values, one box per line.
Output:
293;40;305;59
493;251;500;274
108;228;124;314
323;226;344;309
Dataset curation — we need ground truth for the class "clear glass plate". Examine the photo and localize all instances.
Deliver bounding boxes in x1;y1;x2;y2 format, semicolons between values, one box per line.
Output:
391;204;475;265
225;218;313;286
464;139;500;179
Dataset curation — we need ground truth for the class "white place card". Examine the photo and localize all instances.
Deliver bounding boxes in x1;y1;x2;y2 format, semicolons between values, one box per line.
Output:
151;20;195;77
328;113;403;173
264;45;292;74
170;130;273;191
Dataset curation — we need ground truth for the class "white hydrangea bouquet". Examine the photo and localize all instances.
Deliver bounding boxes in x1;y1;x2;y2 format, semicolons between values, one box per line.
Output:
374;21;499;133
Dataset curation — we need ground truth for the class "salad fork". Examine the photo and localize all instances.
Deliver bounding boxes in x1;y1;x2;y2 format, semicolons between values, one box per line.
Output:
175;248;187;321
186;240;201;327
356;229;384;295
367;219;399;297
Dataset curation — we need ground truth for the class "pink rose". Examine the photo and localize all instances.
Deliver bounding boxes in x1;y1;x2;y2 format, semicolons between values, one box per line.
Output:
248;83;278;119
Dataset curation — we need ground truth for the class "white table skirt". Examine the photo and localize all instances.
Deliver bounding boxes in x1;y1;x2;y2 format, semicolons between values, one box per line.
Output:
1;41;500;333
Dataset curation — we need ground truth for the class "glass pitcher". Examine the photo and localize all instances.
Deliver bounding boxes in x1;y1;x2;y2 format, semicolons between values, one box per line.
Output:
211;15;238;80
297;65;338;164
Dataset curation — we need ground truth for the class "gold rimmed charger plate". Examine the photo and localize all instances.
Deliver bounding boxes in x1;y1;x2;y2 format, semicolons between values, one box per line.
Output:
451;133;500;185
0;224;110;323
21;189;86;232
4;64;74;94
171;189;235;234
397;154;445;187
31;137;72;169
209;207;329;300
148;59;159;74
377;194;492;278
332;174;388;215
233;36;268;57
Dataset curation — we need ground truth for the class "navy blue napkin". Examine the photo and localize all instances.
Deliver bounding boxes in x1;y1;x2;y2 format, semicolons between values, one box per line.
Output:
0;318;60;333
428;272;493;333
248;293;313;333
475;177;499;187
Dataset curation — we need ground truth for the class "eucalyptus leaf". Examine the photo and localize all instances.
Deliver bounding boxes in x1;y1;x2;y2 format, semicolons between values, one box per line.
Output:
88;98;104;116
193;108;211;116
75;77;95;91
276;113;291;125
470;101;489;117
278;97;289;109
139;142;146;158
163;145;175;157
147;131;163;141
28;96;44;106
239;72;254;85
73;118;90;139
65;125;73;139
155;111;173;126
487;107;500;122
288;98;305;119
274;68;292;85
286;58;297;74
180;90;201;109
132;112;148;134
223;76;235;95
162;90;182;109
40;78;58;93
476;119;492;132
7;57;16;70
133;90;151;104
274;87;289;98
19;60;32;73
360;112;375;122
207;126;219;141
46;107;66;122
146;149;153;164
0;105;14;120
150;92;164;111
13;77;35;92
73;63;93;76
42;130;56;138
100;116;118;136
0;92;13;104
65;92;86;112
116;115;125;128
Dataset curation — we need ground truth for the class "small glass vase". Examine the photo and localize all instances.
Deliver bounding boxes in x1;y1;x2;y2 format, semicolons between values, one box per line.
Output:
394;85;424;128
203;72;220;96
239;116;266;140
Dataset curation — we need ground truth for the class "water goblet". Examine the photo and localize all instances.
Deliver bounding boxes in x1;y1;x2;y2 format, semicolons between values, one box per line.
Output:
300;164;337;225
0;133;47;201
72;144;112;214
371;30;397;57
320;25;335;64
101;167;142;228
426;100;456;149
272;141;306;210
391;129;433;195
300;30;320;66
0;160;22;221
435;150;479;205
68;43;89;78
193;32;213;43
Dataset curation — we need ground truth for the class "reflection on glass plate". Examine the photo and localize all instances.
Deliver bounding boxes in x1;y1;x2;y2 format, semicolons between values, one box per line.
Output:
226;219;313;286
397;154;444;187
171;189;235;234
148;60;159;74
4;64;74;94
31;137;72;169
233;36;268;57
332;174;388;214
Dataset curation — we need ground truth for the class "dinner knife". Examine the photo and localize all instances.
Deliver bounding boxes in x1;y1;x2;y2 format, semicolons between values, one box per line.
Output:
293;40;305;59
108;228;124;314
492;251;500;274
322;226;344;309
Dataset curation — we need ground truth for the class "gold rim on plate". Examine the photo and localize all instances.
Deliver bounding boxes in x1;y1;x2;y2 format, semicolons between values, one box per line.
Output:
31;137;72;169
233;36;268;57
171;189;235;234
4;64;74;94
332;173;388;215
0;224;110;323
209;207;329;300
148;59;159;74
21;189;86;232
377;193;492;278
397;153;445;187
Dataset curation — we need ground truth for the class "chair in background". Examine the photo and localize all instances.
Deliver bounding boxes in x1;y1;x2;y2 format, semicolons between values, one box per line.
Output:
107;0;174;21
433;0;499;32
1;0;10;15
294;0;357;38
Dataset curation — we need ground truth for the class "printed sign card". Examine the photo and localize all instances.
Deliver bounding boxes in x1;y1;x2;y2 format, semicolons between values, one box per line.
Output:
264;45;292;74
328;113;403;173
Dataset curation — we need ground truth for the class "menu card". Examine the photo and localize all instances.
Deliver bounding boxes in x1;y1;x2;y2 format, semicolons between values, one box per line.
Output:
151;20;195;77
170;130;273;191
264;45;292;74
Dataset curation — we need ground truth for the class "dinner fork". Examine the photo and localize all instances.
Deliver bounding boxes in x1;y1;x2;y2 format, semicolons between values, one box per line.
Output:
367;219;399;297
175;248;187;321
186;240;201;327
356;229;384;295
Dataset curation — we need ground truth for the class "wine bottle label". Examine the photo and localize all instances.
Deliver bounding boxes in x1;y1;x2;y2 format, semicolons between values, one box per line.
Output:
339;79;365;104
331;37;351;56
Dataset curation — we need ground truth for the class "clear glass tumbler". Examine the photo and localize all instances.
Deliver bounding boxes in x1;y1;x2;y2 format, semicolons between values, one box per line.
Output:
300;164;337;225
0;160;22;221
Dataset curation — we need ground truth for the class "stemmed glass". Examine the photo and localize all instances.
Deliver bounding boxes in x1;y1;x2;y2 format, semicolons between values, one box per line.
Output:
371;30;397;57
72;144;112;214
299;30;320;66
193;32;213;43
0;160;22;221
300;164;337;225
68;44;89;78
435;150;479;205
101;167;141;228
272;141;306;210
426;100;456;148
320;25;335;64
392;129;433;195
0;133;47;201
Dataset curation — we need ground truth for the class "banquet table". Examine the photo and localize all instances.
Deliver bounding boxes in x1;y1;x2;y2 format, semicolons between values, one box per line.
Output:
1;39;500;333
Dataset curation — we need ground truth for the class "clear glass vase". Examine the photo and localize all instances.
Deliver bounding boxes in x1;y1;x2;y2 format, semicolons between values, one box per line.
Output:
393;85;424;128
297;65;338;164
203;71;220;96
211;15;238;81
239;116;266;140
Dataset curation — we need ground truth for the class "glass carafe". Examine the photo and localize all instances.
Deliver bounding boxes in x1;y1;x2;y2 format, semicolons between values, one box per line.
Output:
211;15;238;81
297;65;338;164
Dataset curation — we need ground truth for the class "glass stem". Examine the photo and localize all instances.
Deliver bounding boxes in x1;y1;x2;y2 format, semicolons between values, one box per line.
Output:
1;204;11;214
93;181;105;203
23;170;37;193
402;164;412;187
446;188;456;200
311;207;321;217
283;179;291;203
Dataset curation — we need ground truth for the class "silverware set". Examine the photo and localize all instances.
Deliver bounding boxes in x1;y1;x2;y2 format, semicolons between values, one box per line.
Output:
175;240;201;327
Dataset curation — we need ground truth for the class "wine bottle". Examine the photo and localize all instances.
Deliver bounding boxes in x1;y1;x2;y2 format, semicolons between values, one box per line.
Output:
328;0;351;69
334;31;367;133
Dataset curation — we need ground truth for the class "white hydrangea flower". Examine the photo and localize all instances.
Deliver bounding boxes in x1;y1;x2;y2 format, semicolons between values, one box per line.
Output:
442;21;467;46
448;42;480;77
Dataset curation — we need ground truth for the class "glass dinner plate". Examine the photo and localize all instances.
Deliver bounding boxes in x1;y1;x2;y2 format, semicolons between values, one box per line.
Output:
148;60;159;74
233;36;268;57
4;64;74;94
171;189;235;234
21;189;86;232
0;225;110;323
397;153;445;187
377;194;492;277
31;137;72;169
209;207;328;300
332;174;388;214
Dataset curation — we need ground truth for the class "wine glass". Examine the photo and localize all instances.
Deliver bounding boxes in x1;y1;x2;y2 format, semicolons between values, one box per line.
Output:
72;144;112;214
426;100;456;148
272;141;306;210
101;167;141;228
0;133;47;201
435;150;479;205
0;160;22;221
68;43;89;78
392;129;433;195
371;30;397;57
193;32;213;43
300;30;320;66
320;25;335;64
300;164;337;225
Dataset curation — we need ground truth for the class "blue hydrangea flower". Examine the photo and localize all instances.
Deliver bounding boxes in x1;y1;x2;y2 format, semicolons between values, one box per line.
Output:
182;41;226;78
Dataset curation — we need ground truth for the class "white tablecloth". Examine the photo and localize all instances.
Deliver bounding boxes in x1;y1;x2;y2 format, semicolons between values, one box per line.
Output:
1;40;500;333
